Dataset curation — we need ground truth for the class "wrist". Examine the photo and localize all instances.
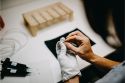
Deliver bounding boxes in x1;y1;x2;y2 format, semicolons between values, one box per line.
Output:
65;75;80;83
82;52;97;62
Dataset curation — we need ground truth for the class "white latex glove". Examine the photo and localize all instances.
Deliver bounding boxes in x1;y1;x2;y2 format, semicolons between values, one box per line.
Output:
56;37;81;81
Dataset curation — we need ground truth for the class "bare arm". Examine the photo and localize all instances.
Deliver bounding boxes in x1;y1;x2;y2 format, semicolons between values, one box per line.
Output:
86;53;120;69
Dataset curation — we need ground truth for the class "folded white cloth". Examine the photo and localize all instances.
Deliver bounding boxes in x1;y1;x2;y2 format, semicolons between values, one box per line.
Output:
0;40;15;61
1;29;28;52
56;37;81;81
0;28;28;60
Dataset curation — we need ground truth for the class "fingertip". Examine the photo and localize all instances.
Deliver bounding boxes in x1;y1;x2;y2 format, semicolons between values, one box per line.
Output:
65;36;75;42
66;35;70;39
64;38;69;42
64;42;70;48
65;42;77;52
64;42;69;46
64;38;68;42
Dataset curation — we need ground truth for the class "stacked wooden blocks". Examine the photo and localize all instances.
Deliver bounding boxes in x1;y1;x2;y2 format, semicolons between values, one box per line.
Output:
23;2;73;36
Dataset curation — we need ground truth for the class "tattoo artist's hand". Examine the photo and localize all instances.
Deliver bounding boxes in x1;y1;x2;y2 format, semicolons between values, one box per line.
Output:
65;31;95;61
56;37;81;81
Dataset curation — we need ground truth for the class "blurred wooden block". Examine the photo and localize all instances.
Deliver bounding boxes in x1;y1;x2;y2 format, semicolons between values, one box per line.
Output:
23;2;73;37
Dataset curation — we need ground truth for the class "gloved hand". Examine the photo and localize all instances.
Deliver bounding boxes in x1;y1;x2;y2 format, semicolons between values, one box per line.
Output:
56;37;81;81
